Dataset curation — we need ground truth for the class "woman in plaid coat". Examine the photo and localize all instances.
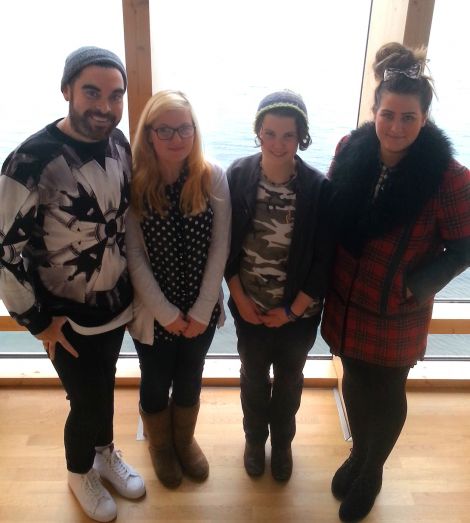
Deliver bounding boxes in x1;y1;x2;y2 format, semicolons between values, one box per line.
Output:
321;42;470;522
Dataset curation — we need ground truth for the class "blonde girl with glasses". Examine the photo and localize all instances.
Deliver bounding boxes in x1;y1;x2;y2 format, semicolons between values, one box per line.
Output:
126;90;231;488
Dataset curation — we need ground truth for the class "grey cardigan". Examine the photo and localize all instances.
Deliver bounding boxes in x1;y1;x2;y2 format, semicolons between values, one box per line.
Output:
126;164;231;345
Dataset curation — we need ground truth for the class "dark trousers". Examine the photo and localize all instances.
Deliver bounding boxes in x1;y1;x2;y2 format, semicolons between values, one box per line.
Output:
134;323;216;413
51;323;125;473
341;356;410;473
233;311;320;448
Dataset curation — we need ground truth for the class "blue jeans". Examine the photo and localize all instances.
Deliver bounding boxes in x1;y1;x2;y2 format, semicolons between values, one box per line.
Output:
231;303;320;448
134;323;216;413
51;323;125;473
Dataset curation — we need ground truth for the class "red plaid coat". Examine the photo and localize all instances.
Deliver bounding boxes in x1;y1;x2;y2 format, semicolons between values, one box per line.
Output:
321;123;470;367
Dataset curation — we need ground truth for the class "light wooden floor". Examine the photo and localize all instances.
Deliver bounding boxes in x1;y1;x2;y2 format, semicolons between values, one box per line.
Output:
0;387;469;522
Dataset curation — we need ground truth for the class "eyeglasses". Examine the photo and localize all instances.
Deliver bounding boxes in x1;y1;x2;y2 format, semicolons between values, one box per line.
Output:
151;124;195;140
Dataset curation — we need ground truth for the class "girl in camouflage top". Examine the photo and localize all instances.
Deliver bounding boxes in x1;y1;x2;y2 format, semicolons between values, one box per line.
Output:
225;90;332;482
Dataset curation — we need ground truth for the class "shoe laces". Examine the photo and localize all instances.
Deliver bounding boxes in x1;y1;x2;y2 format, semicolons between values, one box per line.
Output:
107;449;133;483
83;469;109;508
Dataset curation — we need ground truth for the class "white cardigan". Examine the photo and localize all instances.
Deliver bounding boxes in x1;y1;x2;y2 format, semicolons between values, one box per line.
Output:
126;164;231;345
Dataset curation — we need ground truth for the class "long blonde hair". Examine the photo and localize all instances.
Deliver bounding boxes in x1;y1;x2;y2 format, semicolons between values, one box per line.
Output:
131;90;211;218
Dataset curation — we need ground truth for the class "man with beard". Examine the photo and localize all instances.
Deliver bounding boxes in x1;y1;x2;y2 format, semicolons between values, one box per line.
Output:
0;47;145;522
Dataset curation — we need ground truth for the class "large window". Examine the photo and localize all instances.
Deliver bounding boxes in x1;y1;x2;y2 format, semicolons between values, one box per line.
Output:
1;0;371;356
149;0;371;172
1;1;468;361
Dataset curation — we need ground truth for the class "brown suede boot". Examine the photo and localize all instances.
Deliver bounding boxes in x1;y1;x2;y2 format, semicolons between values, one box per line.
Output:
172;401;209;481
139;404;183;488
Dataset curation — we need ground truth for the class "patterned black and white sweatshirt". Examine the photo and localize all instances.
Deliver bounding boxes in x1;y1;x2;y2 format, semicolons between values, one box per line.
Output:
0;120;133;335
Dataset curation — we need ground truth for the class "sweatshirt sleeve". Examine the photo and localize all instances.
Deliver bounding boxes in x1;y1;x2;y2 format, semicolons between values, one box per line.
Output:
0;155;52;334
125;210;180;326
188;165;231;324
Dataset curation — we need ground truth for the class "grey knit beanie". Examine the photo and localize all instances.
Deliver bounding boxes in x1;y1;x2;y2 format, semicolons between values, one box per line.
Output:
61;46;127;91
254;90;308;131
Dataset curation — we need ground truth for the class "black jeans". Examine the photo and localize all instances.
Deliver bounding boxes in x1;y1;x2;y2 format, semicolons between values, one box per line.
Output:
233;310;320;448
51;323;125;473
134;323;216;413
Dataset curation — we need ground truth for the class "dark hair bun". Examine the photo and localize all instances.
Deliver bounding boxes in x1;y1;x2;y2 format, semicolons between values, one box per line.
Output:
373;42;425;82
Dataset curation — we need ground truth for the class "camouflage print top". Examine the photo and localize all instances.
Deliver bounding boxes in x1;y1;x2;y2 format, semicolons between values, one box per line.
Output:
227;153;330;316
239;171;319;317
239;172;295;312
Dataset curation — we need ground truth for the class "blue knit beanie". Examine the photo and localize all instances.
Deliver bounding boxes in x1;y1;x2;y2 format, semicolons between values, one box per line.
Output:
61;46;127;91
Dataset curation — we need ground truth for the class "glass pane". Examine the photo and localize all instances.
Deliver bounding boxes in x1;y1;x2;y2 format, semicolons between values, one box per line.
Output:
150;0;371;172
427;1;470;167
427;335;470;358
150;0;371;355
0;332;44;354
0;0;129;168
427;0;470;305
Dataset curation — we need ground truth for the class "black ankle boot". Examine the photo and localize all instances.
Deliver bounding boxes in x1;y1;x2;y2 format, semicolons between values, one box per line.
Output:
339;470;383;522
244;441;265;476
271;446;293;482
331;449;364;500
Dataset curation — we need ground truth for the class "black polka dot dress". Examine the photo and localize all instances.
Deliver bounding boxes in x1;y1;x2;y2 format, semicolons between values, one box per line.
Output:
140;169;220;342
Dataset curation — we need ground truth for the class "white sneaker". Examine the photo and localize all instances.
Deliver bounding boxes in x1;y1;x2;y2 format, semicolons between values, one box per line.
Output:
68;469;117;522
94;445;146;499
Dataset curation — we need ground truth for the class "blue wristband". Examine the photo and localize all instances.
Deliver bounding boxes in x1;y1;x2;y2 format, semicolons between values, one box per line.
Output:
284;305;301;321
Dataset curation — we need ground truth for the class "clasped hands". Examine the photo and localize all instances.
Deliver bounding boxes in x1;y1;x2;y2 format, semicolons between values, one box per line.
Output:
164;312;207;338
237;295;293;328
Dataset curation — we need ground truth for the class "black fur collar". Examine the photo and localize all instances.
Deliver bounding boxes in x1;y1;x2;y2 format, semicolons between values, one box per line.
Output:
330;121;453;251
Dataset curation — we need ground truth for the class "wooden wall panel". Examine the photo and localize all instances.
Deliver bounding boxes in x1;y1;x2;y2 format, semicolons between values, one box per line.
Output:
122;0;153;143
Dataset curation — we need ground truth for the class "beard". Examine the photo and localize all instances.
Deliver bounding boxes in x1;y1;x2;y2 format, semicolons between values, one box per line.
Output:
68;103;118;142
